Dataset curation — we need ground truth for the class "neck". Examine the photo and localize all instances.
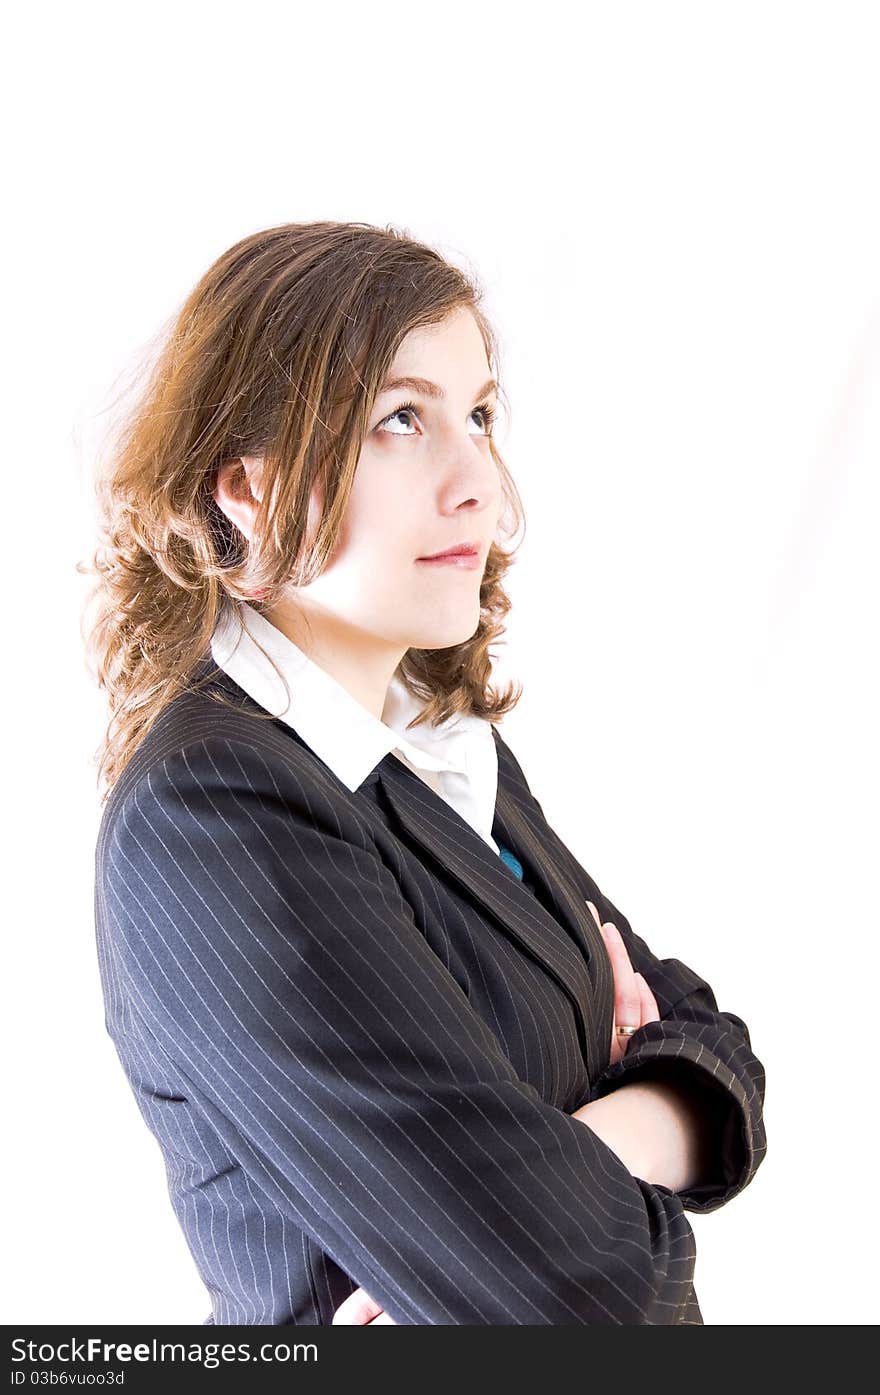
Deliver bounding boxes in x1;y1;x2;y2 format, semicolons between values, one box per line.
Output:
260;596;406;722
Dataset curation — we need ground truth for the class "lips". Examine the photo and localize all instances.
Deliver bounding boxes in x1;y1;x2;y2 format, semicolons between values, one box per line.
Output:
417;542;480;561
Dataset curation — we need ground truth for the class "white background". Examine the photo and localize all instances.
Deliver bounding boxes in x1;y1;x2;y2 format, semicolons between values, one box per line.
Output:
4;0;877;1325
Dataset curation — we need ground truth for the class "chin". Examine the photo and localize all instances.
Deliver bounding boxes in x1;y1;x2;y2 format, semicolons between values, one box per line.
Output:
407;616;481;651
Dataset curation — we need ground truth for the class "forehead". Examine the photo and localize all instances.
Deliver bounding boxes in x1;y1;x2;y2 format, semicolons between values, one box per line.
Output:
381;310;491;390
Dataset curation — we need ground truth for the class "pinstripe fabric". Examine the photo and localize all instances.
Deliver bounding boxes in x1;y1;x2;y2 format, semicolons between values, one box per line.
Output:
94;657;767;1325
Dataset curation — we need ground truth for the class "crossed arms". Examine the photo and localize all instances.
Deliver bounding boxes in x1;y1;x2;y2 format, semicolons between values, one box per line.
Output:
101;731;767;1325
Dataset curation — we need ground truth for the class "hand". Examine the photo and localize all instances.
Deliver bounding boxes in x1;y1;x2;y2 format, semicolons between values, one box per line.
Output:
332;1285;397;1325
586;900;661;1066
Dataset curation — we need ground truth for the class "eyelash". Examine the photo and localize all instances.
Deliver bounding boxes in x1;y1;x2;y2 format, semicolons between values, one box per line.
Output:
377;399;497;434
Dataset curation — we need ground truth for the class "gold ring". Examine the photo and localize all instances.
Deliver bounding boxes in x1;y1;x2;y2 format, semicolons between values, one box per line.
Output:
616;1024;639;1037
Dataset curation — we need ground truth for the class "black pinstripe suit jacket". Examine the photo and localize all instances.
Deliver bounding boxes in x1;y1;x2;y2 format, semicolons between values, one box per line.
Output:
94;656;767;1325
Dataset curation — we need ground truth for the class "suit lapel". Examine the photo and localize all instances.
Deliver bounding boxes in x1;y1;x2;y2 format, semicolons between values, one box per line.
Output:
195;655;613;1083
493;777;615;1063
374;755;612;1083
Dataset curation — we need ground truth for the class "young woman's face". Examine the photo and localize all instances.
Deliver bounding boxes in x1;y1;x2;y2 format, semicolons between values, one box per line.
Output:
297;304;504;655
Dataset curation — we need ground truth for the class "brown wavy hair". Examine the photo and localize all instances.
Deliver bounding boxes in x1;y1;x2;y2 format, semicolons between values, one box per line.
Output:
79;220;526;804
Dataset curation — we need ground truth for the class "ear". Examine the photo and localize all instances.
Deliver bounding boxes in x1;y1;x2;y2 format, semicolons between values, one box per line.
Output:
212;455;265;543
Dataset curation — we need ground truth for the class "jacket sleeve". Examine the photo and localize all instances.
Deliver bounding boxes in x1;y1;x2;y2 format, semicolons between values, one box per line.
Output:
494;730;768;1216
102;732;703;1326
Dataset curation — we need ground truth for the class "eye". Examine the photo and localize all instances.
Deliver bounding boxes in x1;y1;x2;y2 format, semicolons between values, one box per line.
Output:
470;401;497;435
378;401;420;435
376;400;497;436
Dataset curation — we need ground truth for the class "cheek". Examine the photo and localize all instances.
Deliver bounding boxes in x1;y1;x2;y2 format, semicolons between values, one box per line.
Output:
345;464;415;552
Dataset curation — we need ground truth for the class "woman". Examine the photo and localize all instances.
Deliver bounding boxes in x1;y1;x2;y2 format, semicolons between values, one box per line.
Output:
85;221;766;1325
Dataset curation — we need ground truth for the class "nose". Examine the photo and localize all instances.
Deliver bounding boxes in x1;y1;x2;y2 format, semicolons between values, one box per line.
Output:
436;434;499;514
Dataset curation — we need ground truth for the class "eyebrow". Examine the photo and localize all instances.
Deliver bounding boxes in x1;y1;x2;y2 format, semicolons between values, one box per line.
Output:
377;375;498;401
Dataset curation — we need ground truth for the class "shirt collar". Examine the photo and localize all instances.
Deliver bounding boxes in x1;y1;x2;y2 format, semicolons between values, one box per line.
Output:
209;599;494;793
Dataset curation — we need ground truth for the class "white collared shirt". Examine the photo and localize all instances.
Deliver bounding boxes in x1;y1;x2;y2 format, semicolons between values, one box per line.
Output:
209;600;502;855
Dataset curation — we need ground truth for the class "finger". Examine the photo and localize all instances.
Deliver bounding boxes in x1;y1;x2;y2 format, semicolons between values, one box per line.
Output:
366;1311;397;1324
332;1286;383;1325
599;920;641;1031
635;971;661;1024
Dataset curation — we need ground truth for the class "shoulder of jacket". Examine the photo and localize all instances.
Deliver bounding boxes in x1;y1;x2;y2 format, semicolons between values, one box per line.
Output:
99;681;357;842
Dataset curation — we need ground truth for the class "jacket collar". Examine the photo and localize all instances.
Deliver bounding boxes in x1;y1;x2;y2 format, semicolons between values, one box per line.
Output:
192;654;612;1083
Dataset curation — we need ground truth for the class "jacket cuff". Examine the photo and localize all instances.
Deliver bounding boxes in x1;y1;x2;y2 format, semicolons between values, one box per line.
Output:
588;1019;766;1213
